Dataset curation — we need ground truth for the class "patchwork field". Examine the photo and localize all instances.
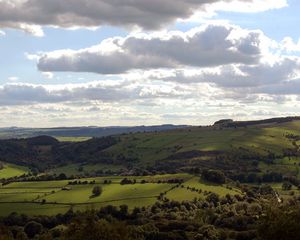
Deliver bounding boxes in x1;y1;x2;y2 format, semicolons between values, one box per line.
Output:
0;163;29;179
0;174;239;216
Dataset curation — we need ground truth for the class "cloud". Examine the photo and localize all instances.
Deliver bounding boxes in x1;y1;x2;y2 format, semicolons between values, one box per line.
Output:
0;78;299;127
0;92;297;128
0;80;198;106
255;79;300;95
0;81;131;105
1;70;300;108
141;54;300;99
8;76;19;82
25;52;39;61
41;72;54;79
0;0;287;35
37;24;266;74
156;56;300;88
0;30;5;36
0;79;219;106
281;37;300;52
206;0;287;13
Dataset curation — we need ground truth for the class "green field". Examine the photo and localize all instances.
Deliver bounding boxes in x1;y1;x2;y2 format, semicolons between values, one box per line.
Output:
166;177;241;202
0;163;29;179
55;136;92;142
91;120;300;176
0;174;239;216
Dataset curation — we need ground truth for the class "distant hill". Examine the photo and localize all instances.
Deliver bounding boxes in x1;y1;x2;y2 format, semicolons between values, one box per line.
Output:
0;125;189;139
214;116;300;128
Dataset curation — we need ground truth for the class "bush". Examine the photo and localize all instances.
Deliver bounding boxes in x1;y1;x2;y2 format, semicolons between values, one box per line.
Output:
206;193;220;207
282;182;292;191
63;217;135;240
202;170;226;184
92;186;102;197
257;204;300;240
0;225;13;240
24;221;43;238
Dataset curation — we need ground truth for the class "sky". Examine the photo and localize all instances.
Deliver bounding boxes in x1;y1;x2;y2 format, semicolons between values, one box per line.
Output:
0;0;300;127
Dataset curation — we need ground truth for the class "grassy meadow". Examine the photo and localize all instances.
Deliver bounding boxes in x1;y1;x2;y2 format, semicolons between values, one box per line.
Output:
0;174;239;216
0;163;29;179
96;120;300;175
54;136;92;142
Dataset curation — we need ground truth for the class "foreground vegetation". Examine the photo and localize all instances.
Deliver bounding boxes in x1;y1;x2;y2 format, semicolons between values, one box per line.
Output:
1;183;300;240
1;170;300;239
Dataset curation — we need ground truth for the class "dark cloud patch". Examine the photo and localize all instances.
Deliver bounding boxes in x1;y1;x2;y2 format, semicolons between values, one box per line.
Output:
256;79;300;95
0;81;193;106
0;0;283;34
0;82;133;105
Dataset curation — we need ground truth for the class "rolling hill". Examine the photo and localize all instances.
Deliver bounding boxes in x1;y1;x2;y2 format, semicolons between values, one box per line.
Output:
1;117;300;238
1;116;300;181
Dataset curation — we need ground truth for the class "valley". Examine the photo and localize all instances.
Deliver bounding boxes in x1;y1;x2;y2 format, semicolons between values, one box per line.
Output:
1;117;300;239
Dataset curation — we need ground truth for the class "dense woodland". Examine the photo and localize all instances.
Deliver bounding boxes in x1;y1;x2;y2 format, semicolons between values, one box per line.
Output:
0;136;119;170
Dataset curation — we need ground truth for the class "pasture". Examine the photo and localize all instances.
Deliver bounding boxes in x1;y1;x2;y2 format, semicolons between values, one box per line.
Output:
0;163;29;179
0;174;239;216
101;121;300;163
54;136;91;142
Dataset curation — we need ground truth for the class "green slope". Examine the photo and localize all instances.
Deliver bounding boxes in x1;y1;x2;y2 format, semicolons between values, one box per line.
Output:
0;163;29;179
102;120;300;165
2;118;300;176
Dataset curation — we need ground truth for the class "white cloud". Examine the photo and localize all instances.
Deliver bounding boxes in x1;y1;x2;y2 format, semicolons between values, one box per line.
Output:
155;56;300;88
18;23;44;37
186;0;287;22
0;91;298;127
0;30;5;36
0;77;299;127
208;0;287;13
41;72;54;79
28;21;300;108
0;0;287;35
281;37;300;52
8;76;19;82
25;52;40;61
1;68;300;109
37;24;266;74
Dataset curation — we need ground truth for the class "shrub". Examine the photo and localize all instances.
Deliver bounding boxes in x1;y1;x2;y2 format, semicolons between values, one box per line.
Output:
92;186;102;197
202;170;226;184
